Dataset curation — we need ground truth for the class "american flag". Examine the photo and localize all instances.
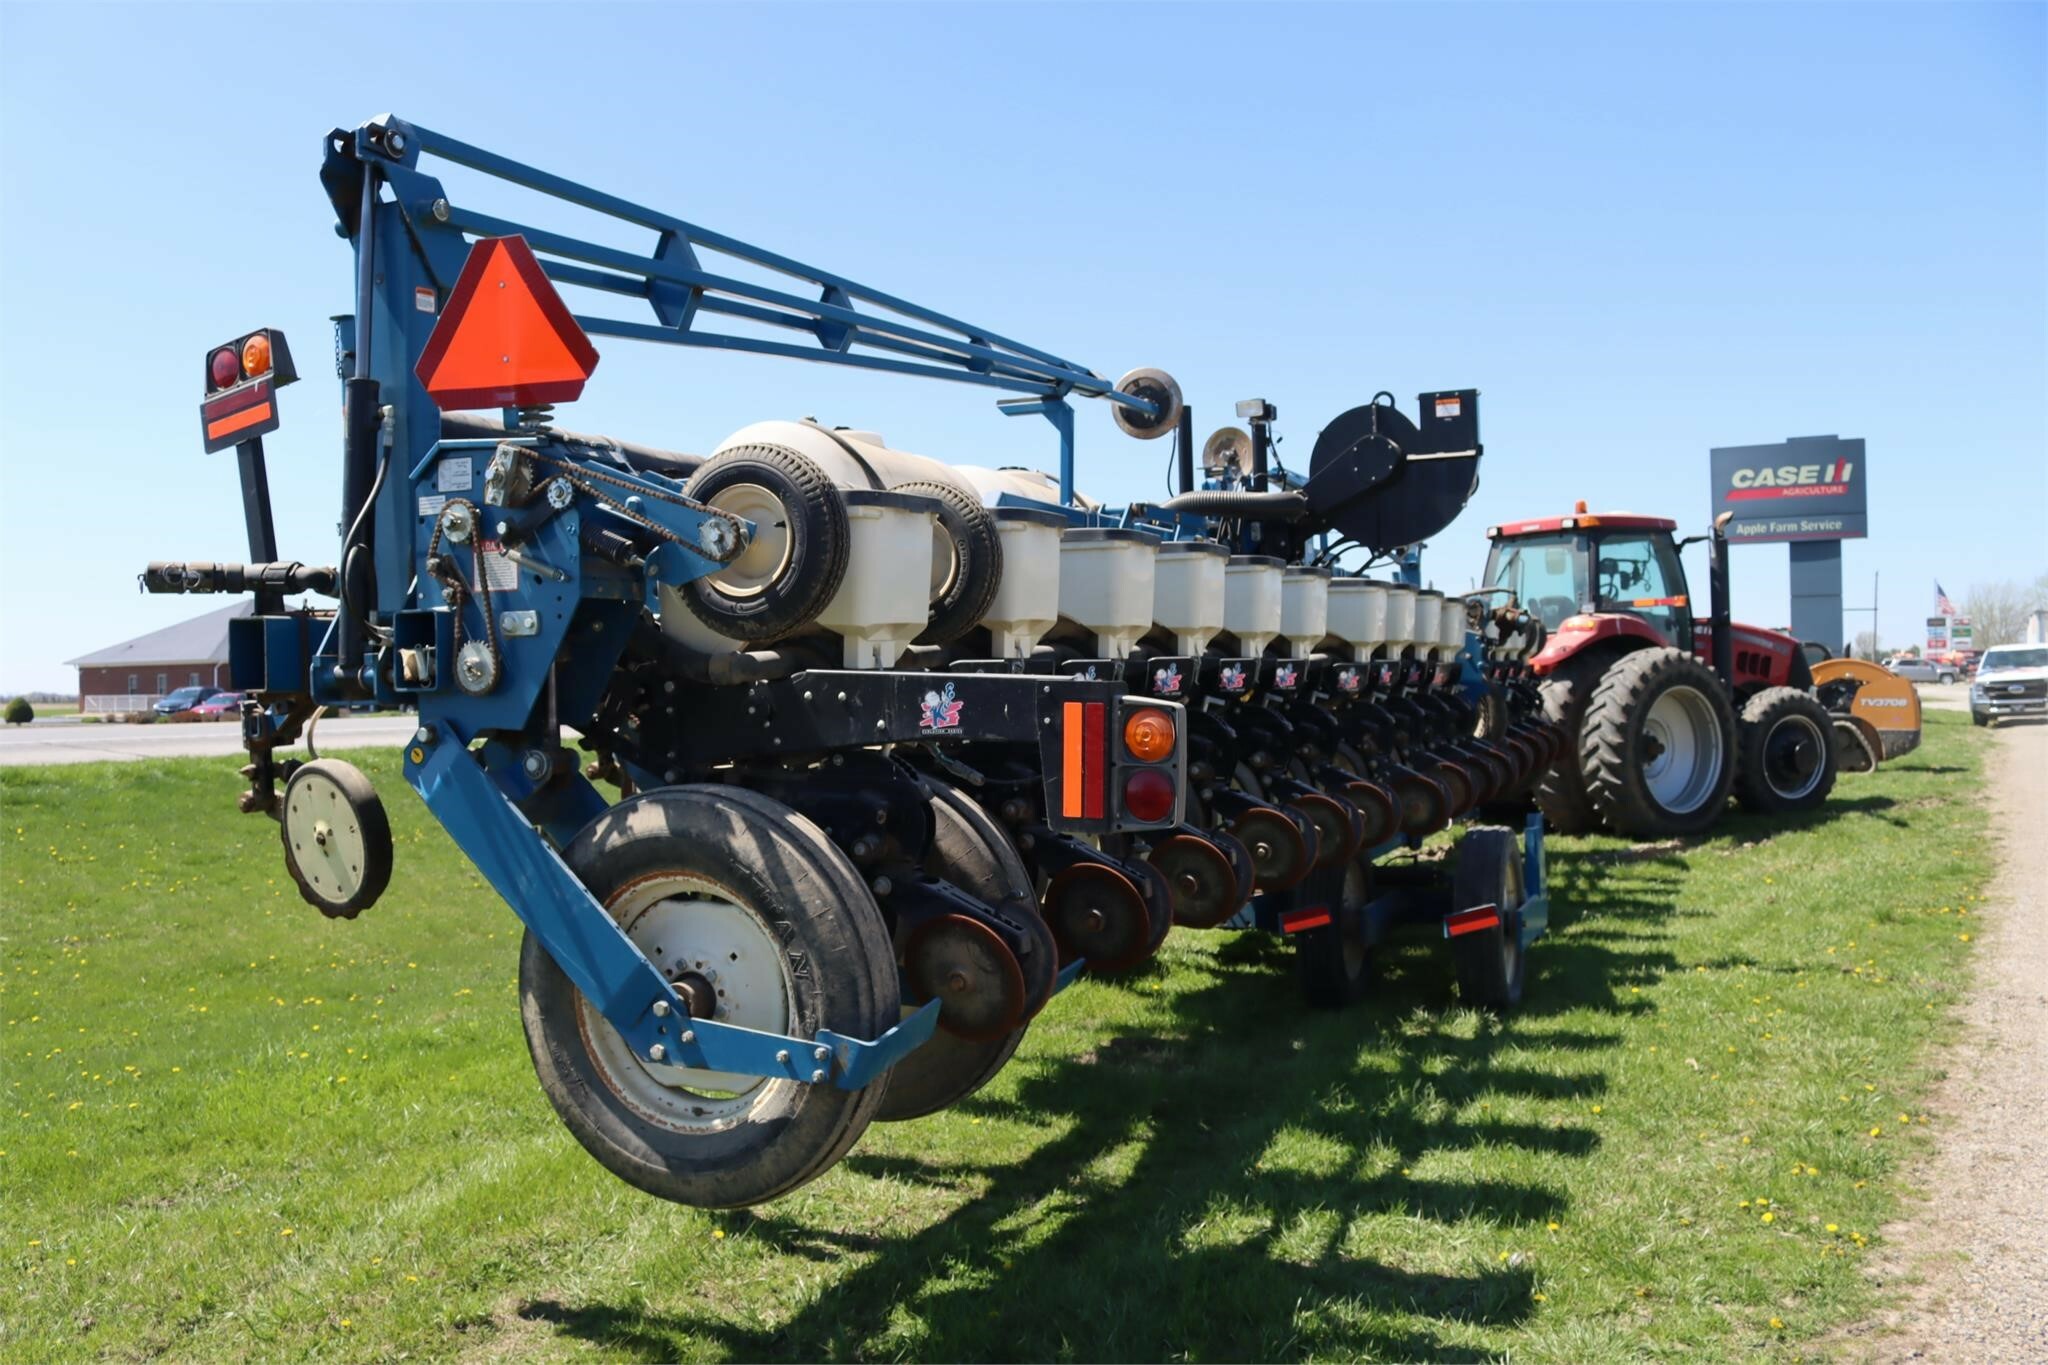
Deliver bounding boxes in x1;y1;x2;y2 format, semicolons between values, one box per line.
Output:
1935;582;1958;617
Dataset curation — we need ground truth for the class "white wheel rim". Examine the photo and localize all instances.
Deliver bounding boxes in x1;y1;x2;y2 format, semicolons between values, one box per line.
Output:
704;482;792;598
576;871;795;1133
283;772;370;902
1641;684;1724;814
928;522;958;601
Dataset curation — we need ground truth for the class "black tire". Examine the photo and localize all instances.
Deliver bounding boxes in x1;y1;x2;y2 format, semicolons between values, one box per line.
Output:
894;480;1003;647
1938;671;1957;686
1580;647;1737;838
1972;710;1991;728
521;786;897;1208
1450;826;1525;1010
878;785;1043;1122
1734;687;1839;815
680;443;850;642
1294;858;1373;1009
1534;655;1604;835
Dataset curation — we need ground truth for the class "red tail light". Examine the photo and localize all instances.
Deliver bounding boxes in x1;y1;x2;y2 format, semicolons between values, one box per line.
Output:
1121;767;1175;823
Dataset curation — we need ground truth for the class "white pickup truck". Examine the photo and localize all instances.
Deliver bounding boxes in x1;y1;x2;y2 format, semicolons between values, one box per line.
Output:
1970;644;2048;726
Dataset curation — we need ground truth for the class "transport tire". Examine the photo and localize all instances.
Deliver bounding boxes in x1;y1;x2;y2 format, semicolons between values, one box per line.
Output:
1733;686;1839;816
895;479;1003;647
1293;858;1373;1010
878;785;1045;1122
1971;710;1990;728
681;443;850;642
1449;826;1525;1010
1534;656;1604;835
521;785;897;1208
1579;647;1737;838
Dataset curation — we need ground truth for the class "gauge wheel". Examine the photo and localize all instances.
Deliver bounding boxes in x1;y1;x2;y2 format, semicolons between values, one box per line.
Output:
280;758;392;918
521;785;897;1208
879;784;1048;1122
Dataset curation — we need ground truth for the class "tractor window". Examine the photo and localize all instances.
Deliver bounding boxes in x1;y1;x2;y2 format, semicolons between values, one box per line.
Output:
1485;533;1586;630
1595;534;1691;644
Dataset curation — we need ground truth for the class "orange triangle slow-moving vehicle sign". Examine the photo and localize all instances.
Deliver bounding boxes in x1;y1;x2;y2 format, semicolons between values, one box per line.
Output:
415;236;600;409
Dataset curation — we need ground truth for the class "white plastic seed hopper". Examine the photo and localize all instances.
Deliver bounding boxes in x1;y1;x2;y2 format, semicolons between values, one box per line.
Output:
1058;527;1159;659
1222;555;1284;658
1152;540;1229;655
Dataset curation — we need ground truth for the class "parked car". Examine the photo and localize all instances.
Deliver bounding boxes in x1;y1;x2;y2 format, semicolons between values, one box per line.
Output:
153;685;224;715
1970;645;2048;727
192;691;244;720
1884;656;1958;685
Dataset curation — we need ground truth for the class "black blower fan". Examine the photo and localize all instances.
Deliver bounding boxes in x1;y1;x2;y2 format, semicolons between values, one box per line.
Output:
1303;390;1482;552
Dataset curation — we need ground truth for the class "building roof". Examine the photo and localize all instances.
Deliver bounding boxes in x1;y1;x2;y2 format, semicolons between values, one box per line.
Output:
65;601;253;668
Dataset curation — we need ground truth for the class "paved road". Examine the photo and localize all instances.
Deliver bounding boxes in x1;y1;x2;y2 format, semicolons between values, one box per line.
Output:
0;714;420;767
1868;719;2048;1362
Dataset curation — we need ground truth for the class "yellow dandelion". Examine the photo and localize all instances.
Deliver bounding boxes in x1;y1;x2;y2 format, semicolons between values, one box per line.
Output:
281;1228;294;1237
1533;1292;1548;1302
1826;1223;1839;1233
1870;1127;1883;1137
712;1229;725;1240
1761;1212;1775;1224
1547;1221;1561;1232
1770;1317;1785;1329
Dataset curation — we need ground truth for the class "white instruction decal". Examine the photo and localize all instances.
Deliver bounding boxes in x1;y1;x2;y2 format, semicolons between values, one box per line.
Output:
476;541;519;593
417;494;447;518
1434;396;1462;419
438;456;474;493
414;286;437;313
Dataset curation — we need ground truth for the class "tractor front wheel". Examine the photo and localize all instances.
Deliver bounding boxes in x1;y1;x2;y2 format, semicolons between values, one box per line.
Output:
521;786;898;1208
1579;647;1737;838
1734;687;1839;816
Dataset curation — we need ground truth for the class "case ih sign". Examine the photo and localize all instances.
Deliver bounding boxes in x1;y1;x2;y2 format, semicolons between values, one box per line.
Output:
1709;435;1868;543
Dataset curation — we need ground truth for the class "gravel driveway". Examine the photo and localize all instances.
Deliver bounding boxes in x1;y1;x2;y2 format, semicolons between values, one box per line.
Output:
1858;719;2048;1361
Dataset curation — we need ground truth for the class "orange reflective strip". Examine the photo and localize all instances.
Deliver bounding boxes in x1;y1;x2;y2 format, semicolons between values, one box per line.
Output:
206;401;274;441
1061;700;1084;818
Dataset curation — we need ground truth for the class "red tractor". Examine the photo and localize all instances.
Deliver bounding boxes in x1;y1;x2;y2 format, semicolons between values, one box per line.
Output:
1481;504;1838;838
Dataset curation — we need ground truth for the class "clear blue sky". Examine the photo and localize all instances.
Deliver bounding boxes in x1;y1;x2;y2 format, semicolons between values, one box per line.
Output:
2;2;2041;693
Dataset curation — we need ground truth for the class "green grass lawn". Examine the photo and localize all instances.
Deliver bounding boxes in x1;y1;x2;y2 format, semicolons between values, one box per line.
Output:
1;713;1993;1362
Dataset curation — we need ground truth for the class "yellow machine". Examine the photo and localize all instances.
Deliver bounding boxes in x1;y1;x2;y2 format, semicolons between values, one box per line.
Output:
1811;658;1923;773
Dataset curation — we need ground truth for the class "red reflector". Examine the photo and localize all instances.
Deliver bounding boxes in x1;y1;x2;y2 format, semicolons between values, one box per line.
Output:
1280;908;1332;934
202;378;271;421
415;235;599;410
1121;767;1176;824
1444;903;1502;938
206;400;274;442
1081;701;1105;820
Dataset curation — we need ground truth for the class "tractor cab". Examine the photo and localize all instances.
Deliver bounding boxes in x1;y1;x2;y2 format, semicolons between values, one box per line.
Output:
1483;511;1695;647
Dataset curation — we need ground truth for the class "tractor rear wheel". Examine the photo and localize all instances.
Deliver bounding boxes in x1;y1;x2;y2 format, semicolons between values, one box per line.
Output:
522;786;898;1208
1734;687;1839;816
1534;655;1604;835
879;784;1046;1122
1580;647;1736;837
1449;826;1526;1010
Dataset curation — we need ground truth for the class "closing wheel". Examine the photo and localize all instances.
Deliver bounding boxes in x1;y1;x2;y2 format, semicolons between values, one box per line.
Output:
1734;686;1839;816
903;915;1028;1044
521;785;898;1209
1343;778;1400;849
895;479;1003;647
1111;367;1185;440
1043;862;1154;973
1449;826;1526;1010
1293;859;1373;1009
1431;758;1476;816
1209;825;1259;907
1229;803;1313;892
1580;647;1737;837
681;443;850;642
280;758;393;919
1150;832;1241;929
879;784;1045;1123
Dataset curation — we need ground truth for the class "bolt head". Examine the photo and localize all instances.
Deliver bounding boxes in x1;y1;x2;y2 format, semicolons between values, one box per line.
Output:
814;1045;830;1062
810;1069;828;1084
679;1029;696;1045
647;1044;667;1062
652;1000;671;1018
775;1049;792;1065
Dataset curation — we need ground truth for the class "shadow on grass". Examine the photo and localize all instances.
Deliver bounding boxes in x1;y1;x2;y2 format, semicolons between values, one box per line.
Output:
516;847;1693;1361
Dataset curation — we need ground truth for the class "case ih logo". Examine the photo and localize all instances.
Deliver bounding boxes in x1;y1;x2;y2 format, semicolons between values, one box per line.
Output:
1726;457;1854;502
918;681;964;733
1219;664;1248;692
1151;662;1183;696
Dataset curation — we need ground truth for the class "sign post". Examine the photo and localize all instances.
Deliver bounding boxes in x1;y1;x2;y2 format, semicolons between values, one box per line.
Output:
1709;435;1868;649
